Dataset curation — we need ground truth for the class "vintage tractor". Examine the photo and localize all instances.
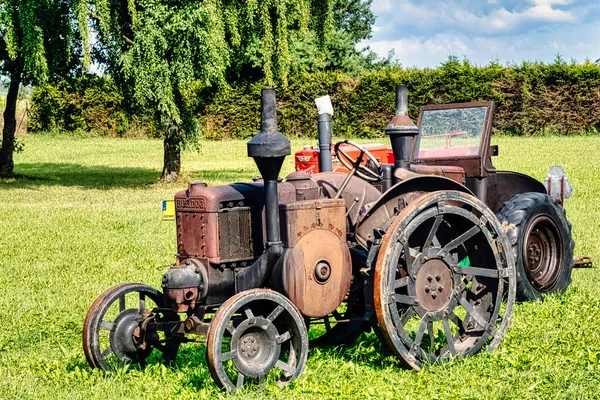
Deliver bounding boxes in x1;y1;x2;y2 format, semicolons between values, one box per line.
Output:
83;88;517;391
296;86;575;302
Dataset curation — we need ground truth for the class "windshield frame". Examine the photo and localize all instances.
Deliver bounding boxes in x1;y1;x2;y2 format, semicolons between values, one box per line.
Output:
413;101;494;162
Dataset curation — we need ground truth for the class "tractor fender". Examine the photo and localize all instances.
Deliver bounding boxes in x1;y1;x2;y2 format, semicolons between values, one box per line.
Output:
484;171;547;214
355;175;473;249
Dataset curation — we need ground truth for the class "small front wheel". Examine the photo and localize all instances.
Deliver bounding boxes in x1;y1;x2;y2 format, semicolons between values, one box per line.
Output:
206;289;308;392
83;283;180;371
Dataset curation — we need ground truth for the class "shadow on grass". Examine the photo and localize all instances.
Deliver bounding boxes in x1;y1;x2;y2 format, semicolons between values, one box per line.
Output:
0;163;160;189
0;163;259;190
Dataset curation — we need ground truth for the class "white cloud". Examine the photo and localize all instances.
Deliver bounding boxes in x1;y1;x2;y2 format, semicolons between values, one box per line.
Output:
364;0;600;67
370;0;577;36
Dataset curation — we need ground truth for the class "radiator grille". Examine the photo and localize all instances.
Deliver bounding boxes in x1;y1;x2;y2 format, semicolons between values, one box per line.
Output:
218;208;254;262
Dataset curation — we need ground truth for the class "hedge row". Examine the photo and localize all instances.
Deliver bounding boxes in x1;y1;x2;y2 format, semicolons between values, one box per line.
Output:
29;57;600;139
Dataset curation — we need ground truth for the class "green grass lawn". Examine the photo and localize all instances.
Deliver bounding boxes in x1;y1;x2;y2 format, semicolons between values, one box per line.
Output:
1;134;599;399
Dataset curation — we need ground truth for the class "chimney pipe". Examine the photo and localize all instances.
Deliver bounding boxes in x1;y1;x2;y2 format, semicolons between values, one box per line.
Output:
315;95;334;172
385;84;419;171
248;88;290;252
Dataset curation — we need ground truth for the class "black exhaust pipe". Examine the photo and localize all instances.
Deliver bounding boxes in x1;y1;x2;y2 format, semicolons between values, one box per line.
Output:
318;113;332;172
247;88;290;254
385;84;418;171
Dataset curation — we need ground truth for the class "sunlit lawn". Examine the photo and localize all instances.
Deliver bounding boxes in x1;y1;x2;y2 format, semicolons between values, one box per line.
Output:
0;134;599;399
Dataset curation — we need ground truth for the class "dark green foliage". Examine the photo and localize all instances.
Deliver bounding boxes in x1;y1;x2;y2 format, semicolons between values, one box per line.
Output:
204;57;600;139
28;75;152;137
31;57;600;139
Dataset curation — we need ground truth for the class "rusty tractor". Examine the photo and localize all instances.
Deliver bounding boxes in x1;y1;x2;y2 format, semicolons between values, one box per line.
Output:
83;87;518;391
297;86;576;303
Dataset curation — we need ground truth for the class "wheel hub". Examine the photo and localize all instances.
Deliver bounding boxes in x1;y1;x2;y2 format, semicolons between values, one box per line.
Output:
415;259;454;312
524;215;562;290
110;309;143;361
231;317;281;377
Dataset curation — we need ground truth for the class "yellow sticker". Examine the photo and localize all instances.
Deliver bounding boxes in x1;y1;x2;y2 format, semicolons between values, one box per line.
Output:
162;200;175;221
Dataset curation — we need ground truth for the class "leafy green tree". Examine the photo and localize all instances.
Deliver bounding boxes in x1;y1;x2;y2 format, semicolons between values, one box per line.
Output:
84;0;334;182
0;0;80;177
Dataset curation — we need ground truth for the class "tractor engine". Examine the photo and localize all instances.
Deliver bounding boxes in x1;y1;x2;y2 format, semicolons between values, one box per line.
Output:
161;88;351;318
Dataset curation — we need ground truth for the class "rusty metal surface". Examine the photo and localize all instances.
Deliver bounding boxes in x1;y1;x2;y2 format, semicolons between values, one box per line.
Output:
285;171;320;200
313;172;382;229
410;164;466;185
355;175;473;249
175;182;296;265
479;171;547;213
574;256;593;268
278;199;352;317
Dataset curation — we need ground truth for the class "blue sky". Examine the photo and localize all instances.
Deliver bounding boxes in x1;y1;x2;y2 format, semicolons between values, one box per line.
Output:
361;0;600;67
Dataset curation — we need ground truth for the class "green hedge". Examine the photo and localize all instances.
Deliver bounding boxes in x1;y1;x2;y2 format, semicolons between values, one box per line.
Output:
30;57;600;139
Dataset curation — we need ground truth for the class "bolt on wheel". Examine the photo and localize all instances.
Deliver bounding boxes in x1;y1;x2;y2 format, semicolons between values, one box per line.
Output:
83;283;181;371
206;288;308;392
374;191;516;369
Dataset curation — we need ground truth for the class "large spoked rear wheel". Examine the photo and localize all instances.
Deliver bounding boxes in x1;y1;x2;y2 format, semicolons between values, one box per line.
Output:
206;289;309;392
83;283;180;371
374;191;516;370
496;192;574;301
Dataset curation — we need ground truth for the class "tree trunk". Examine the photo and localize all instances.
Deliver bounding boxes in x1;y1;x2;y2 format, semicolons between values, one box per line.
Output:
0;72;22;178
161;123;181;182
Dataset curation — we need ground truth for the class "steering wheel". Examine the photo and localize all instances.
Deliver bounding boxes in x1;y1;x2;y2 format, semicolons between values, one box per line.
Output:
334;140;383;182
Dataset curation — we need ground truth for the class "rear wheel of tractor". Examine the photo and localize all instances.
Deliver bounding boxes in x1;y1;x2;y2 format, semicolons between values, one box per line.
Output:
374;191;516;370
496;192;574;301
206;289;309;392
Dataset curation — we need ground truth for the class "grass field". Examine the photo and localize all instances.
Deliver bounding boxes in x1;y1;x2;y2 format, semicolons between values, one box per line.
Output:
1;134;599;399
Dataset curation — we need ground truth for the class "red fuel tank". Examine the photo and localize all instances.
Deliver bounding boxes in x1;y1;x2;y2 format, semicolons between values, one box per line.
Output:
294;143;391;174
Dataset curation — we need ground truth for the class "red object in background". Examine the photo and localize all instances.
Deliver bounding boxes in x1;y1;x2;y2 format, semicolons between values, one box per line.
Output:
295;143;391;174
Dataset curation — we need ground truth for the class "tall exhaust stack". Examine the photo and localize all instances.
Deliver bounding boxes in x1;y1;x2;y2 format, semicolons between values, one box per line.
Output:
248;88;290;254
385;84;418;170
315;95;334;172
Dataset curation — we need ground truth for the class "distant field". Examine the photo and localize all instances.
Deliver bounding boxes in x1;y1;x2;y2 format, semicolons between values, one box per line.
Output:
0;135;599;399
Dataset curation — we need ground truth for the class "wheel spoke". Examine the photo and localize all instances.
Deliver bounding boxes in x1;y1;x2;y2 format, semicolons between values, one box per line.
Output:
403;239;413;272
427;321;434;353
400;307;416;326
100;321;115;331
267;305;284;322
139;293;146;313
277;331;292;344
226;323;236;336
424;215;443;254
119;296;126;312
276;359;297;375
448;312;465;334
410;316;428;352
101;345;113;358
394;276;410;289
459;297;493;333
453;265;500;279
391;294;418;306
236;372;245;389
442;318;457;356
221;350;237;361
243;307;254;320
439;225;480;255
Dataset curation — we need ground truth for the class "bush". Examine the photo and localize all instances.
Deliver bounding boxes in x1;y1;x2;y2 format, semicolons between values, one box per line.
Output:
30;57;600;139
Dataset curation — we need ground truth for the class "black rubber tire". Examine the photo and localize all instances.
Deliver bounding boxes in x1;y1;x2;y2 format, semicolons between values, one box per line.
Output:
496;192;574;301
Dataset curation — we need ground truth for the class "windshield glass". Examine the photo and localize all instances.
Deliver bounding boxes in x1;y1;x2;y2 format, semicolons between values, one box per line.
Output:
415;106;488;159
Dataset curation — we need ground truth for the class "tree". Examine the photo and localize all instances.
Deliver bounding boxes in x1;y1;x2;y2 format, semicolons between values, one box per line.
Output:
0;0;80;178
85;0;334;182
